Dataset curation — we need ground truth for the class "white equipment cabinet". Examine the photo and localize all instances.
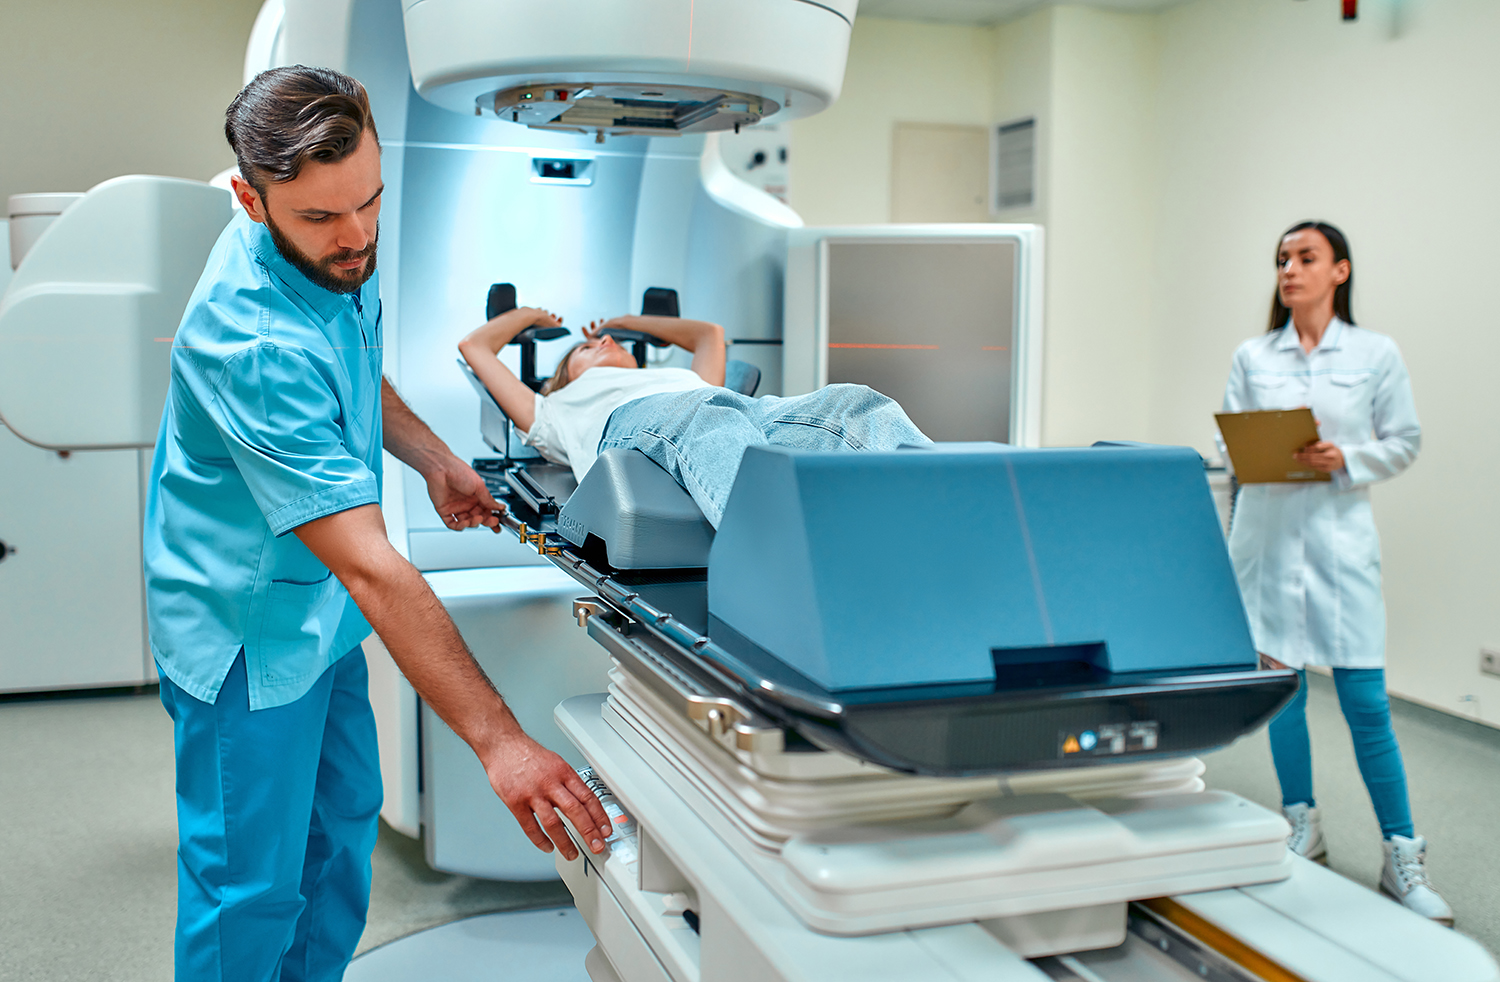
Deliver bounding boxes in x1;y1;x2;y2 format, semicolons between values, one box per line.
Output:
0;427;151;691
0;179;232;693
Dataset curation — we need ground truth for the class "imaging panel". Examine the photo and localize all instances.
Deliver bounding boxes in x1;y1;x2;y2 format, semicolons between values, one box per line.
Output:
826;238;1015;442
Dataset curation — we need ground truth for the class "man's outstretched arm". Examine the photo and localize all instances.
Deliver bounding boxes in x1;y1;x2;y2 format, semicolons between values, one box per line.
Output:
294;502;612;859
382;377;503;530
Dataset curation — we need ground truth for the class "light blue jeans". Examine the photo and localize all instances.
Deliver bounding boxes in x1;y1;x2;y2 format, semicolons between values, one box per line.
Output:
1268;667;1415;840
599;383;932;527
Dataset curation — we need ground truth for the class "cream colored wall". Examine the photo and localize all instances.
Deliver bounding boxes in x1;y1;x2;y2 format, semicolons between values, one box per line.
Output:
1036;6;1159;446
0;0;263;204
788;17;998;225
1144;0;1500;724
790;8;1160;447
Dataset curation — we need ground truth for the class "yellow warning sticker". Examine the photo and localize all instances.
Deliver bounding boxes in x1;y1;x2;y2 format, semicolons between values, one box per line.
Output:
1062;735;1081;754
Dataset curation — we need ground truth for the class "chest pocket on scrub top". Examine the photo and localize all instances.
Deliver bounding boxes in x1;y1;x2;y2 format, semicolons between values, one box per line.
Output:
1323;372;1374;432
1247;374;1291;410
257;573;342;686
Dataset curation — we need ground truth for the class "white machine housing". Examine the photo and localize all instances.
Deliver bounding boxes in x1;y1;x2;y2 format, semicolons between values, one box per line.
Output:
400;0;857;132
557;684;1500;982
0;177;232;692
0;177;232;450
8;193;84;271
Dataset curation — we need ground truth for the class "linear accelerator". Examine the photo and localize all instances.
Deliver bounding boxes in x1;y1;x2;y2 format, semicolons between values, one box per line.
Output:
2;0;1494;976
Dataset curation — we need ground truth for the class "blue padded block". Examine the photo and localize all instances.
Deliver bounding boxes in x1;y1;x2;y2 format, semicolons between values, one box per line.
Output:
706;442;1256;693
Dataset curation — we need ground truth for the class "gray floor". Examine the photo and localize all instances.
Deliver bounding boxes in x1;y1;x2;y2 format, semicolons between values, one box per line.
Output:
0;688;567;982
347;908;593;981
1;673;1496;981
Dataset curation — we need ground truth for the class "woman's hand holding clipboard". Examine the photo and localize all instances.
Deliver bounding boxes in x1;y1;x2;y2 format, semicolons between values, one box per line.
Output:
1215;407;1333;483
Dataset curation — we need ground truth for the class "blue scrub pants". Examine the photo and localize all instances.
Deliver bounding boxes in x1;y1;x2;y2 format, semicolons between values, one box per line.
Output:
1267;667;1414;840
158;647;382;982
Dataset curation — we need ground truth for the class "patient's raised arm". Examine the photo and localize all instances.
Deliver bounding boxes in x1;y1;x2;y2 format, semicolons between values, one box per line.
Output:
458;306;560;432
596;314;725;386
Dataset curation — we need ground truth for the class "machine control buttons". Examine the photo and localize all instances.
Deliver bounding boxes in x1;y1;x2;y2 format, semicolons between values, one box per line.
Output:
577;766;639;866
1060;721;1160;758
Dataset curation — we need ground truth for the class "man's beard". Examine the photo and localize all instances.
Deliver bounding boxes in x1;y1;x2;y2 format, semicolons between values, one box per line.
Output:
265;215;378;294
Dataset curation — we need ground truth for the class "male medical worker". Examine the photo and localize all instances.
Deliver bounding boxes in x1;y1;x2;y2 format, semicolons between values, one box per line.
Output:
143;66;612;981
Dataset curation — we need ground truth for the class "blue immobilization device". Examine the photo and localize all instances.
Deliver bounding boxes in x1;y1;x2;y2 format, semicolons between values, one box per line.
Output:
707;442;1257;694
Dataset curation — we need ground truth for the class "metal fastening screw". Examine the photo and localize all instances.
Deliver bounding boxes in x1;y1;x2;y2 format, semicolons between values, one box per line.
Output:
573;598;606;627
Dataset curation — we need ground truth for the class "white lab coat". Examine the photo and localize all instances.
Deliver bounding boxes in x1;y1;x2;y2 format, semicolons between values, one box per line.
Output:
1223;318;1420;669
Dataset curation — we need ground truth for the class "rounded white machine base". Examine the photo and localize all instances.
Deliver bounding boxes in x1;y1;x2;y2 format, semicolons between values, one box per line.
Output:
346;907;594;982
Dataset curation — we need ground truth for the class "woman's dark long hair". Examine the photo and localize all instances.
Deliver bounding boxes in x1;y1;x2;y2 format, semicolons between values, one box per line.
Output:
1267;221;1354;332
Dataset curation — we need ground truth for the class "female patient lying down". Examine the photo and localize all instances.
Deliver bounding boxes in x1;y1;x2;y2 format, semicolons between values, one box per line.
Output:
458;305;932;528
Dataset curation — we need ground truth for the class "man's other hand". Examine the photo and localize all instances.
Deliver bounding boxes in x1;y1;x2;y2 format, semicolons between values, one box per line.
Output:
483;734;614;861
428;458;504;530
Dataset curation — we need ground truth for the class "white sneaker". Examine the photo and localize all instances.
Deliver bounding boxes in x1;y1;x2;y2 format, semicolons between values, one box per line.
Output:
1380;834;1454;927
1283;802;1327;864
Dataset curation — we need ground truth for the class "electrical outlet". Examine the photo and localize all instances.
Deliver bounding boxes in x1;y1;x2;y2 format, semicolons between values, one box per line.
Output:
1482;649;1500;679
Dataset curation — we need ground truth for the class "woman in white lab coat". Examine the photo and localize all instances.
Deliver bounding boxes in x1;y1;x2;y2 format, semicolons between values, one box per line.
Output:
1224;221;1452;924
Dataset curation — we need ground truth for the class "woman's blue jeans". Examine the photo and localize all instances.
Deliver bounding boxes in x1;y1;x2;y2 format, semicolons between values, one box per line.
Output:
599;383;932;527
1269;667;1414;840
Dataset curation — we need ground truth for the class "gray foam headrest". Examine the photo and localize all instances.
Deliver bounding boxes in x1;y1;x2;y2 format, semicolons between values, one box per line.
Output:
556;449;714;569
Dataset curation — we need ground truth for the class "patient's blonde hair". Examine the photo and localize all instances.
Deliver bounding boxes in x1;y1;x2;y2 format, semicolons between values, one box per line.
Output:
540;342;588;395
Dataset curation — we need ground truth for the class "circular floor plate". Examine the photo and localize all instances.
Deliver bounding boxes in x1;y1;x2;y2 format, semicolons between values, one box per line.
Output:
348;906;594;982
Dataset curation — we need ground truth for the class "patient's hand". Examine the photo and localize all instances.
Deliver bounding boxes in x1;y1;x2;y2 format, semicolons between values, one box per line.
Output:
517;307;563;330
428;458;505;530
460;307;563;357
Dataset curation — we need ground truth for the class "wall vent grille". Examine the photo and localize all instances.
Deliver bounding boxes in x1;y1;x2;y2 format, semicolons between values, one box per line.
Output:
995;118;1036;211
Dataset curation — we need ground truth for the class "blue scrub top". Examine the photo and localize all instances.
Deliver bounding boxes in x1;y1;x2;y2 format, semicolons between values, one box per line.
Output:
144;212;384;710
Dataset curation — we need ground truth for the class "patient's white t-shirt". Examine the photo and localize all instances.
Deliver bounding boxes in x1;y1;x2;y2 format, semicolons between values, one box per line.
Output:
521;366;709;482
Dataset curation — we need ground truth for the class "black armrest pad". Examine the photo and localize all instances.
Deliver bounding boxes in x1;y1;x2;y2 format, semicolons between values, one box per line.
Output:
513;325;570;344
600;327;671;347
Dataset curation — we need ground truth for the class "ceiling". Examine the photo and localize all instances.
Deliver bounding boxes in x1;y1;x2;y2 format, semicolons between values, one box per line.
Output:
855;0;1190;26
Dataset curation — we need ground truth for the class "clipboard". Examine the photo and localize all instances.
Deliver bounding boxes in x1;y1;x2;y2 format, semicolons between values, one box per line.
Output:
1214;408;1330;483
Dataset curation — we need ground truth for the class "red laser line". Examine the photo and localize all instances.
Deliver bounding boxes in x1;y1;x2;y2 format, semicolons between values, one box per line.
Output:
828;343;940;350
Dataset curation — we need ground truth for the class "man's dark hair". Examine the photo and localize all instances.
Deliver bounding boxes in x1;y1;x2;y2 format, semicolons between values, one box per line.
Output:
225;66;378;197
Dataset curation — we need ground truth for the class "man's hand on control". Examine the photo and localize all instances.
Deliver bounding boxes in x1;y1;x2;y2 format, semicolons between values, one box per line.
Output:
428;458;504;530
482;734;614;861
